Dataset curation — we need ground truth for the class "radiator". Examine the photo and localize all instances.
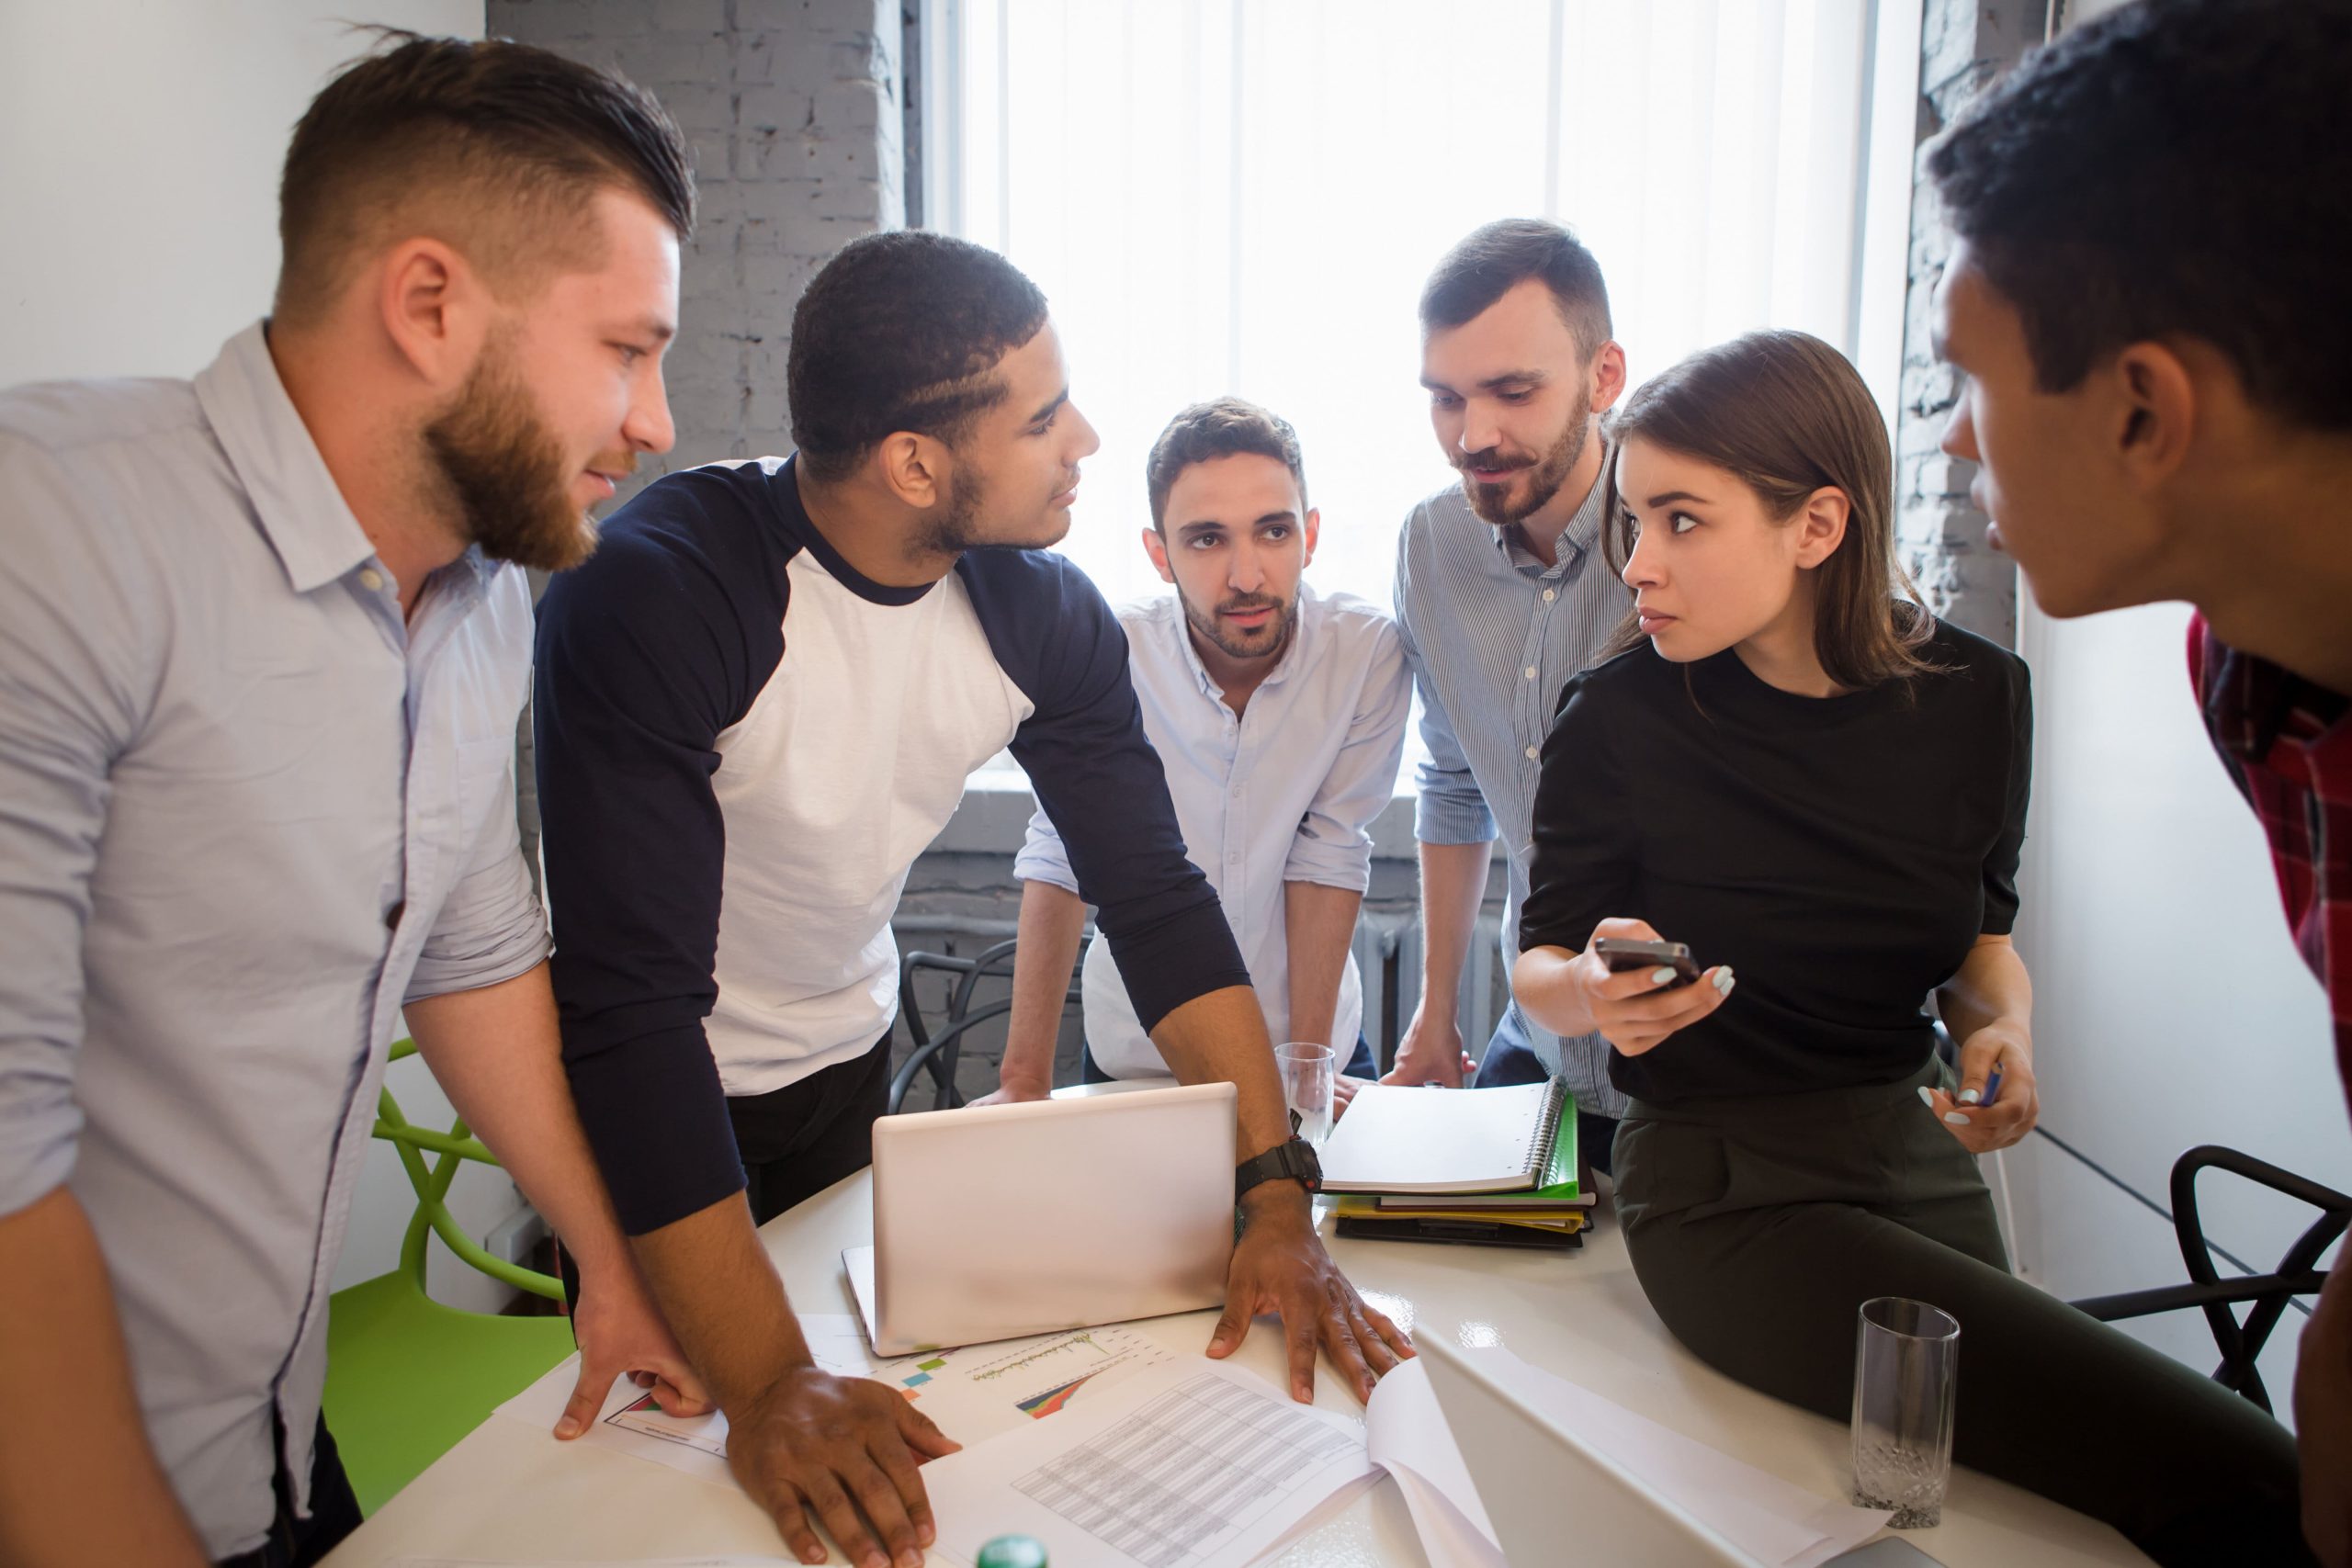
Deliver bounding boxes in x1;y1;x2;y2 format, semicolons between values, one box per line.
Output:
1352;907;1511;1073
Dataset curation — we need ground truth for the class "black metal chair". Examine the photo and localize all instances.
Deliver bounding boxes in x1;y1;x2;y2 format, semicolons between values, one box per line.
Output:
887;938;1083;1115
2071;1145;2349;1414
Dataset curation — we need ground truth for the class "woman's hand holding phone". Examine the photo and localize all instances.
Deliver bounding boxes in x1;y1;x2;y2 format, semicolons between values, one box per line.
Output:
1574;917;1736;1056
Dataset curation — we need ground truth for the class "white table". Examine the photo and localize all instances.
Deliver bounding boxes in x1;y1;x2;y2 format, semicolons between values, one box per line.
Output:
323;1149;2151;1567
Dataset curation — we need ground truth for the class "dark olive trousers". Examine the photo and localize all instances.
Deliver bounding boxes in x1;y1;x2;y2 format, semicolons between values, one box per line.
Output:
1614;1055;2310;1568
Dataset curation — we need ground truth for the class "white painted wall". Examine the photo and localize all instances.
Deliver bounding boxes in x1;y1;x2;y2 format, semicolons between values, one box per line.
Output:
2011;595;2349;1423
0;1;524;1313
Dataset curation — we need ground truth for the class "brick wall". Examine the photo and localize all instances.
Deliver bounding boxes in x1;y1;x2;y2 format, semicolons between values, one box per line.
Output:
488;0;905;504
1893;0;2046;647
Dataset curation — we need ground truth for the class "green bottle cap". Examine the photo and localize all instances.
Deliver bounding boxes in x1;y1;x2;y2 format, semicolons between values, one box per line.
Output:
975;1535;1048;1568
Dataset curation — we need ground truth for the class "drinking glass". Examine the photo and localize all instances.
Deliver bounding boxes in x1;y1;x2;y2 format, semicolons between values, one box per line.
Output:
1850;1296;1961;1528
1274;1042;1336;1145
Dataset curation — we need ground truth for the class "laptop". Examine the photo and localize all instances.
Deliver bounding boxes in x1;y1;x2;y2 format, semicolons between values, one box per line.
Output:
1419;1334;1759;1567
844;1081;1237;1356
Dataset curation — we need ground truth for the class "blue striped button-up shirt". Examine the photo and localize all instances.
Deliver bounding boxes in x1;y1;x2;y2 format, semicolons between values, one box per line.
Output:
1393;465;1634;1115
0;323;549;1557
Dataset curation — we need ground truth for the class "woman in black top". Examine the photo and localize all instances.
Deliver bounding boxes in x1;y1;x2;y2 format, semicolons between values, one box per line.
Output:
1513;332;2304;1566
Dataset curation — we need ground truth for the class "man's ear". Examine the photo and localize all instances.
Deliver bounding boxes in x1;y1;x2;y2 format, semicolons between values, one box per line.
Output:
2109;341;2198;491
1588;341;1630;414
378;237;487;389
1793;487;1850;570
1141;525;1178;584
1301;507;1322;569
874;432;949;511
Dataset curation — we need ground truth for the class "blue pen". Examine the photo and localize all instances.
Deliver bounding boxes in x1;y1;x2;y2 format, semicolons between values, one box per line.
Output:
1974;1066;2003;1107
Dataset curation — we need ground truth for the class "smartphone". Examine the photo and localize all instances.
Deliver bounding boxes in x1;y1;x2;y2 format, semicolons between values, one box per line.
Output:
1591;936;1701;990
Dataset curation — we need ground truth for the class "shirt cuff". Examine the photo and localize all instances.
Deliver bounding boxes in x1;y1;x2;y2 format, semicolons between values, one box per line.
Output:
565;1022;745;1236
1414;789;1498;846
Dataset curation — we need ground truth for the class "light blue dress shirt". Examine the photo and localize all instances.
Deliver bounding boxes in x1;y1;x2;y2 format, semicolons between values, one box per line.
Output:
0;323;548;1557
1015;584;1411;1076
1393;466;1634;1116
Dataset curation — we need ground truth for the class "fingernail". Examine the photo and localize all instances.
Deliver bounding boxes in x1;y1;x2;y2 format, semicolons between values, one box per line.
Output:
1917;1087;1935;1109
1944;1111;1970;1125
1959;1088;1982;1105
1650;966;1677;985
1712;967;1736;996
555;1417;580;1438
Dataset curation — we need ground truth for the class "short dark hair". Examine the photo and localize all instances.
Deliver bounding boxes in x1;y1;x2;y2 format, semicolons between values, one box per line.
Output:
1144;398;1307;531
1419;219;1612;360
786;231;1050;482
1927;0;2352;431
276;30;695;327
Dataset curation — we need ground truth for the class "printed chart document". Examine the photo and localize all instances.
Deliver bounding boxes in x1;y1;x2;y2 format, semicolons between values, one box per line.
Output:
921;1358;1376;1568
1363;1359;1506;1568
387;1560;791;1566
492;1314;1173;1490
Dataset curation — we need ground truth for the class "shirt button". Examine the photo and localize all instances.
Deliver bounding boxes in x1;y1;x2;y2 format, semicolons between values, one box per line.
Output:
1524;745;1539;761
1227;851;1242;863
1542;588;1557;603
358;568;386;592
1524;666;1538;680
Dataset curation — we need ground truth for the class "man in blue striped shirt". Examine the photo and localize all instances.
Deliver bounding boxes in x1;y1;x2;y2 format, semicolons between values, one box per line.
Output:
1384;220;1635;1171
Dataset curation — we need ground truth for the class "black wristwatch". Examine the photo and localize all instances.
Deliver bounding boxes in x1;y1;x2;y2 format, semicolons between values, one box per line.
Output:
1235;1136;1323;1204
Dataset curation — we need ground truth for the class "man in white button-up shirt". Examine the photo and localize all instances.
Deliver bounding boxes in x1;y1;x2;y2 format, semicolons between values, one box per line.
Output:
986;399;1412;1100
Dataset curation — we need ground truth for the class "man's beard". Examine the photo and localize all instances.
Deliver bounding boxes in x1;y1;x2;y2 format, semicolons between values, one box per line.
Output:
422;341;601;573
1456;384;1593;528
1180;587;1299;665
913;459;1075;557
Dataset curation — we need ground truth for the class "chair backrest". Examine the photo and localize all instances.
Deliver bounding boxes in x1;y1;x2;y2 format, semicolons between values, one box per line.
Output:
890;938;1082;1115
374;1040;563;1302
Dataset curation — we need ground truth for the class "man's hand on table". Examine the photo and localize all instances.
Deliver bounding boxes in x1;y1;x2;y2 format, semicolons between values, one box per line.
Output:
728;1364;961;1568
1207;1181;1413;1403
557;1258;713;1438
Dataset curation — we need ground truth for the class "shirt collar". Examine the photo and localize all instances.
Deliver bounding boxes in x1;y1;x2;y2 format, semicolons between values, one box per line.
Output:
191;321;377;596
2202;622;2352;761
1490;437;1614;577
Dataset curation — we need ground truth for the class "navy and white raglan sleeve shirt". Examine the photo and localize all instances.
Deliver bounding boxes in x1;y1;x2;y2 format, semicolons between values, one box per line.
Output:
535;455;1250;1235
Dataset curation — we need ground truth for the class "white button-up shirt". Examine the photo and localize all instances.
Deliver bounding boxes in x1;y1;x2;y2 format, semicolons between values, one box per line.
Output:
0;323;548;1557
1015;585;1411;1076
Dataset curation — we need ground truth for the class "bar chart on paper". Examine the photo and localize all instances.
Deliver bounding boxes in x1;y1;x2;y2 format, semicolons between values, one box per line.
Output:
875;1324;1175;1446
927;1364;1376;1568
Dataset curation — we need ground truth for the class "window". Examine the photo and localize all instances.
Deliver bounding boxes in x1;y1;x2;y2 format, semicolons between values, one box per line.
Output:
924;0;1917;790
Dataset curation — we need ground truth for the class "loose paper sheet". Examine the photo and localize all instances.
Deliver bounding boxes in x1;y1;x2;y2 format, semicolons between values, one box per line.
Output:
920;1358;1378;1568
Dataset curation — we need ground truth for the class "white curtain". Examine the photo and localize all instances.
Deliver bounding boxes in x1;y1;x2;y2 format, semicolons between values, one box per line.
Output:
934;0;1882;623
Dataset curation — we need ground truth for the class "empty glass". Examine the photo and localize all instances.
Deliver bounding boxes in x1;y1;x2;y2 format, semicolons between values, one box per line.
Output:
1851;1296;1961;1528
1274;1042;1336;1145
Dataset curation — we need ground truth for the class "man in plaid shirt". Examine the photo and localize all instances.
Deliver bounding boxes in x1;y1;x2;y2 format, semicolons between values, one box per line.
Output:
1921;3;2352;1562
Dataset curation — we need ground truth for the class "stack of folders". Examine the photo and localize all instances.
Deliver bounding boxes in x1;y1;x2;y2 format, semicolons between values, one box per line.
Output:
1319;1079;1593;1251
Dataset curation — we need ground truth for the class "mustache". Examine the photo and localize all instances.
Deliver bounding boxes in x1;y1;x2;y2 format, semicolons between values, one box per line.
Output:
1453;446;1533;476
587;449;640;478
1217;593;1283;615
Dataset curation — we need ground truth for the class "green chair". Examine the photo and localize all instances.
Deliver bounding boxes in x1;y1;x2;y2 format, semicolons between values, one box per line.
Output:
323;1039;578;1515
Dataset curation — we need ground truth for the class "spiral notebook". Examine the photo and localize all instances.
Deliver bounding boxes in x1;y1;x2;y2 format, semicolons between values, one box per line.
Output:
1317;1079;1569;1195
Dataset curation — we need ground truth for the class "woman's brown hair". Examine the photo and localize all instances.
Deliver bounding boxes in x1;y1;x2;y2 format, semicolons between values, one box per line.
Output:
1604;330;1939;692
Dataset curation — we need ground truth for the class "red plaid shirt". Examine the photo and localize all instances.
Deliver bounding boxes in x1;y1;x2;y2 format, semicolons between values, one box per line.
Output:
2191;615;2352;1117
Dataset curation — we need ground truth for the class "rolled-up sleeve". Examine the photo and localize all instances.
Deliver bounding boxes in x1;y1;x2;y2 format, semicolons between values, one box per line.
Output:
405;737;552;1003
1394;527;1496;845
1283;619;1412;892
1011;801;1081;896
0;436;150;1215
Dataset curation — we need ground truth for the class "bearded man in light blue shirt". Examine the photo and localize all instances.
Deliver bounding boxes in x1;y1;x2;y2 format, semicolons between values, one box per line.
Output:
0;37;706;1568
984;398;1412;1103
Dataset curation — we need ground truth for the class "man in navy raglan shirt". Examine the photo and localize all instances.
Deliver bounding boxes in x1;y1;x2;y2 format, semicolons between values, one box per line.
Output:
534;231;1412;1568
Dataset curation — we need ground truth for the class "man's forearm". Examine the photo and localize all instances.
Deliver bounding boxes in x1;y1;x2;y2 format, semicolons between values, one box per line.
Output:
403;961;632;1280
1149;986;1295;1163
629;1193;810;1410
1000;880;1088;1091
1283;880;1362;1050
0;1188;206;1567
1415;839;1491;1012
